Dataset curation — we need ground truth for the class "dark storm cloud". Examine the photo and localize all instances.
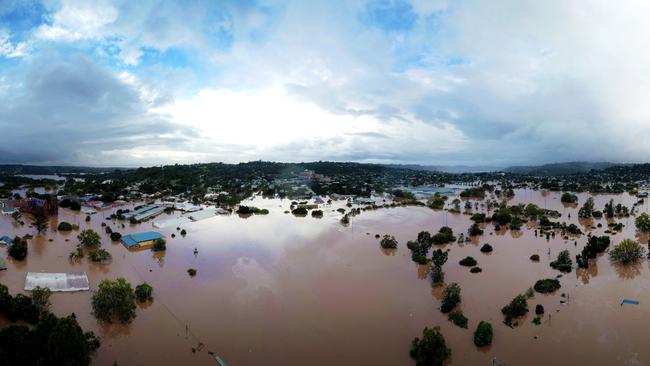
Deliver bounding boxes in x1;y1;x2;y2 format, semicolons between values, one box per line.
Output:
0;55;195;164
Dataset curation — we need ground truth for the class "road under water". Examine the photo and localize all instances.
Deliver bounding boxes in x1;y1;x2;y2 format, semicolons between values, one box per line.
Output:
1;189;649;365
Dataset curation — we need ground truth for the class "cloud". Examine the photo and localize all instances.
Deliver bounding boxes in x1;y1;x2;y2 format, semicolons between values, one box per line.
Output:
2;0;650;166
0;54;196;165
0;30;28;58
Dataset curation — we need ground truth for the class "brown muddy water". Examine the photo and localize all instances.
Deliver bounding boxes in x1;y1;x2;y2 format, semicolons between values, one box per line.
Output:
1;189;650;365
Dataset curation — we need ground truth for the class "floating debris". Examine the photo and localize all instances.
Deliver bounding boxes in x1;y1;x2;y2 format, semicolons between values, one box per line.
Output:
621;299;640;306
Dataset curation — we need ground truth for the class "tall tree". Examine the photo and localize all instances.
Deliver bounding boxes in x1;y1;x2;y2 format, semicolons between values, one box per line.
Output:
31;207;48;235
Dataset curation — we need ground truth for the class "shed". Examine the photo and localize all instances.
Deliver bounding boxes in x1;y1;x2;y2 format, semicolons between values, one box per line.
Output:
0;236;13;245
121;231;164;249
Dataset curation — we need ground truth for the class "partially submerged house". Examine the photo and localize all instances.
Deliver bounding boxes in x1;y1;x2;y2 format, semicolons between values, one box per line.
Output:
121;231;164;249
1;207;18;216
0;236;13;245
18;196;58;215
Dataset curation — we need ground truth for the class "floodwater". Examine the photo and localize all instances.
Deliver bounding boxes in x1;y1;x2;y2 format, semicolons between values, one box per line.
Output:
0;189;650;365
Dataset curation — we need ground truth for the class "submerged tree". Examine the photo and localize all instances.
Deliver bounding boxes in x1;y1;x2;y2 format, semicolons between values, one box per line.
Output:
30;286;51;313
78;229;101;249
550;250;572;272
560;192;578;204
578;197;595;218
0;312;100;365
91;278;136;324
635;213;650;232
135;283;153;302
31;207;49;235
501;294;528;324
430;249;449;287
8;236;28;261
380;235;398;249
609;239;645;264
468;223;484;237
473;321;493;347
432;227;456;244
440;283;461;313
410;326;451;366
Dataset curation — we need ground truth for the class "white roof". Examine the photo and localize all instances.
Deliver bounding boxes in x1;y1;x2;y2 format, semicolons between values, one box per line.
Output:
25;272;90;292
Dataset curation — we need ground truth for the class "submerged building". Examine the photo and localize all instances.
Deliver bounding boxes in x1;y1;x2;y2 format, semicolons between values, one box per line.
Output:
121;231;165;249
18;196;58;215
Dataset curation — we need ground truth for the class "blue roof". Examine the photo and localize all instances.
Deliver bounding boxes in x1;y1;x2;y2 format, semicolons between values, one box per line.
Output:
2;207;16;212
121;231;164;248
0;236;13;244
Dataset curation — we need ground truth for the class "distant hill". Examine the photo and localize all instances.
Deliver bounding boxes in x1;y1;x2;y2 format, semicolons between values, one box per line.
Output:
0;164;126;176
504;162;619;175
384;164;503;173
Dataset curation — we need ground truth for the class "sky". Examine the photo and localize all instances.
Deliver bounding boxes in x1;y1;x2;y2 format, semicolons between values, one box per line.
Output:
1;0;650;167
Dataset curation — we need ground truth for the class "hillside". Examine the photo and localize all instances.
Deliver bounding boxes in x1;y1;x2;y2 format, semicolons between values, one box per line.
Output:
504;162;618;176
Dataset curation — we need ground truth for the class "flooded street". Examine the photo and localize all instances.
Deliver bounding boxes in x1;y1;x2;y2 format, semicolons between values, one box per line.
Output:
1;189;650;365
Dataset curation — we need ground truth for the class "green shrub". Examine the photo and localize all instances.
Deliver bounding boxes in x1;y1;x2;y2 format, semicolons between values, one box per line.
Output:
535;304;544;315
532;316;541;325
470;267;482;273
470;213;486;222
78;229;101;248
566;224;582;235
57;222;73;231
473;321;493;347
561;192;578;204
291;207;308;216
468;223;483;236
448;311;468;329
534;278;561;293
480;243;493;253
459;256;477;267
88;249;111;263
187;268;197;276
380;235;398;249
431;227;456;244
135;283;153;302
530;254;540;261
110;232;122;241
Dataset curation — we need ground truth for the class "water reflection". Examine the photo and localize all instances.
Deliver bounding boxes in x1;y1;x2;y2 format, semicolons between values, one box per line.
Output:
416;263;430;280
97;320;132;338
613;262;642;280
380;248;397;256
576;263;599;284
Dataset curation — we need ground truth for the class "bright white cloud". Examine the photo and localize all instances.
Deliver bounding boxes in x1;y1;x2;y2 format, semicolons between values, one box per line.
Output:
0;30;28;58
36;0;118;41
153;87;467;163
